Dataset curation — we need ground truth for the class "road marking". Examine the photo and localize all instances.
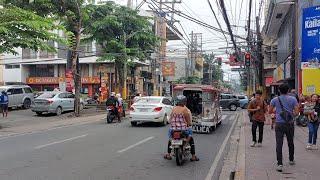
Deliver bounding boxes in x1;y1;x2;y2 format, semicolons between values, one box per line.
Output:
205;114;239;180
35;134;88;149
117;136;154;153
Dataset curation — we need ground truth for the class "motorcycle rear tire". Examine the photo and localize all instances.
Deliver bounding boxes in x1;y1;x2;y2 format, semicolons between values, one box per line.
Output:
175;148;183;166
107;115;114;124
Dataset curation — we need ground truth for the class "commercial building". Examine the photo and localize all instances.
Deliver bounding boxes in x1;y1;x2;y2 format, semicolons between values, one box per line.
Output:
263;0;320;96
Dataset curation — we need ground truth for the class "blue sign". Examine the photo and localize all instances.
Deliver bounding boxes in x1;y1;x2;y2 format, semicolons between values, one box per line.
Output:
302;6;320;63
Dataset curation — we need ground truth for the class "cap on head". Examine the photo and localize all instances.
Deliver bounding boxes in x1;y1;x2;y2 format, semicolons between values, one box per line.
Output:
111;92;116;97
175;95;187;106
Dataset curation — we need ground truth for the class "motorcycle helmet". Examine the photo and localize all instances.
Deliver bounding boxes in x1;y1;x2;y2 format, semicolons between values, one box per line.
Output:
175;95;187;106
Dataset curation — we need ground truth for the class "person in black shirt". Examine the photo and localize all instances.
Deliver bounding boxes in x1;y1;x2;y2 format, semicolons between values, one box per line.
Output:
106;92;120;122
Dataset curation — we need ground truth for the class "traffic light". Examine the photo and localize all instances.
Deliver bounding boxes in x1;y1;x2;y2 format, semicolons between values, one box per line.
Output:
245;53;251;67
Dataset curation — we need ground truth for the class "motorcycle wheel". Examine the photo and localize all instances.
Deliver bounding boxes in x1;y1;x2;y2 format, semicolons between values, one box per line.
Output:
175;148;183;166
107;115;114;124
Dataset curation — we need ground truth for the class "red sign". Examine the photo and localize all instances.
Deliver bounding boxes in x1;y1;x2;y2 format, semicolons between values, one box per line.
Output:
265;77;273;87
27;77;100;85
162;61;175;76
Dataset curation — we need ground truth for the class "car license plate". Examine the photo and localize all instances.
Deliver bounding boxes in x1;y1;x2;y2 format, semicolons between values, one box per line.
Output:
171;140;183;145
139;109;148;112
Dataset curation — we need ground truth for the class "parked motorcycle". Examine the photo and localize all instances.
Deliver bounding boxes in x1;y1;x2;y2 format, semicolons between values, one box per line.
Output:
170;130;191;166
296;114;308;127
106;106;117;124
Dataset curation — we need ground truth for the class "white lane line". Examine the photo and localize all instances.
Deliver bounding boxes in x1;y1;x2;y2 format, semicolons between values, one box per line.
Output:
35;134;88;149
205;114;239;180
117;136;154;153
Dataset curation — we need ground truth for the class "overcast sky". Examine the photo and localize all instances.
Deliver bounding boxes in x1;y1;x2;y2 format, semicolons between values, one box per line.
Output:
112;0;265;79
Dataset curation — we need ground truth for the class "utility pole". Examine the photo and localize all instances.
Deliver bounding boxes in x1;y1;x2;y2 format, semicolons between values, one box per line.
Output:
294;0;300;93
256;16;263;88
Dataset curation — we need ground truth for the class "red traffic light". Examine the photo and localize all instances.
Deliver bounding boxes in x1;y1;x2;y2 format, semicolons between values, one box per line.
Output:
245;53;251;60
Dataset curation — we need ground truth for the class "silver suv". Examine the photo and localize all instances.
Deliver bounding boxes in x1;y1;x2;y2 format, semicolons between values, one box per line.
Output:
0;85;34;109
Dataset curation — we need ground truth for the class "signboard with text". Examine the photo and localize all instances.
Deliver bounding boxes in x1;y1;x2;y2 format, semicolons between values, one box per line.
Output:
302;6;320;68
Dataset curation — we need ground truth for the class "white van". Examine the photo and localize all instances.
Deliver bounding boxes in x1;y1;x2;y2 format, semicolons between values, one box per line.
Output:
0;85;34;109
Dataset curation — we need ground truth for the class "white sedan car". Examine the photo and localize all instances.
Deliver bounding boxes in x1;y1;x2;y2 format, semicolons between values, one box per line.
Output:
129;96;173;126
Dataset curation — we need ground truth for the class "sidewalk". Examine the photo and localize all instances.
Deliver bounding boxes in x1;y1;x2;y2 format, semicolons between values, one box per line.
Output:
244;114;320;179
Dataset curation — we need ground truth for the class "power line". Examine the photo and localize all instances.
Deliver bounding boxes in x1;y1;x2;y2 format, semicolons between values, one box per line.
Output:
207;0;229;47
147;0;246;41
180;1;225;41
218;0;239;56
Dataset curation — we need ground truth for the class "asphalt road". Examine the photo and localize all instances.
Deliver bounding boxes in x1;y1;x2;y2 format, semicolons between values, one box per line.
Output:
1;107;103;128
0;110;240;180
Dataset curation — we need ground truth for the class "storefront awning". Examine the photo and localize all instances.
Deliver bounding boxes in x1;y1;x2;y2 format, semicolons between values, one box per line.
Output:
264;0;292;38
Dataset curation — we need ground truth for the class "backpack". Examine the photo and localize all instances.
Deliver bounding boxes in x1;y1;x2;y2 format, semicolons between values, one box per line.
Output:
278;97;293;123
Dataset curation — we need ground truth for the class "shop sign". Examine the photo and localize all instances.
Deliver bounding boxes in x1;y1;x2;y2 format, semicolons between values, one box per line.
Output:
27;77;64;84
82;77;100;84
302;69;320;95
265;77;273;87
301;6;320;67
273;64;284;82
162;61;175;76
285;61;291;78
27;77;100;85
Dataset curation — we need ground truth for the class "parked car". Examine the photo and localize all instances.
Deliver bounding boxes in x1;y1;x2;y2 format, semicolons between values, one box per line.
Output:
237;95;249;109
0;85;34;109
129;96;173;126
219;93;240;111
31;91;85;116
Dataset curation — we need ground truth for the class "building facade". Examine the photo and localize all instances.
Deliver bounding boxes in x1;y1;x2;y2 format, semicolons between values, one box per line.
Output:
264;0;320;96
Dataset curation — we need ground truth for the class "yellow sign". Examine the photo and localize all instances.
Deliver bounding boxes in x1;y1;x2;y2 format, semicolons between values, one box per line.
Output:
302;69;320;95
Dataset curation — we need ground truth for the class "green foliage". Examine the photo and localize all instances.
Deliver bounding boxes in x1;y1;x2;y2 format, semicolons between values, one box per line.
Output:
0;5;66;54
203;53;224;84
176;76;201;84
84;2;159;63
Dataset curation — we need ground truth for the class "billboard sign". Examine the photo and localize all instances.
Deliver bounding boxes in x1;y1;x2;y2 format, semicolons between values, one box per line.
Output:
162;61;175;76
302;6;320;68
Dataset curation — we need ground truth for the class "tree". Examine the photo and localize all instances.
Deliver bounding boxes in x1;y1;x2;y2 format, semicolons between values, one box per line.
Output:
84;2;159;99
8;0;90;117
176;76;201;84
0;5;65;55
203;53;223;86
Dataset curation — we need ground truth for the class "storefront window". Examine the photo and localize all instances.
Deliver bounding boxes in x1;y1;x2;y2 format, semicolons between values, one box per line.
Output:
29;65;55;77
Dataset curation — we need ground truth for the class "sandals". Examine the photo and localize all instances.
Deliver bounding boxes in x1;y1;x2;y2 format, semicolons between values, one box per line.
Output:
164;154;172;160
190;156;200;162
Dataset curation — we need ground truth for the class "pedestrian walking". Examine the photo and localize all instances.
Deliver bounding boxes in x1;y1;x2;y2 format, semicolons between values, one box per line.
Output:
0;91;9;118
248;90;267;147
248;93;256;122
269;84;299;172
304;94;320;150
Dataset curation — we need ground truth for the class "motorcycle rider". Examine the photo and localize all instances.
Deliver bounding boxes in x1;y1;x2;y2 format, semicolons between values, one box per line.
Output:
164;95;199;161
105;92;120;122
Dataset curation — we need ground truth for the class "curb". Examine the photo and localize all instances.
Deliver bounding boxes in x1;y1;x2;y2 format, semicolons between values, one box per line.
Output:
219;112;245;180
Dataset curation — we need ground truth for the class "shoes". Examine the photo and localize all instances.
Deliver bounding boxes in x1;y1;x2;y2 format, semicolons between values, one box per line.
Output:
256;143;262;147
312;145;318;150
250;142;256;147
289;160;295;165
276;165;283;172
306;144;313;150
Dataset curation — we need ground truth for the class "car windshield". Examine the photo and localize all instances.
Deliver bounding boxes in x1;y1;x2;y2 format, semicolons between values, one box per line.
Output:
136;98;161;104
37;92;57;99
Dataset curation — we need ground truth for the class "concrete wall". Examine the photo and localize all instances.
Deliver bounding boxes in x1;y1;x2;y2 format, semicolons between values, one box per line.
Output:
3;68;22;83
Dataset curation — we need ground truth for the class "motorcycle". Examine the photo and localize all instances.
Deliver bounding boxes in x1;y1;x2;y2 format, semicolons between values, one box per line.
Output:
106;106;117;124
296;102;308;127
296;114;308;127
170;130;191;166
